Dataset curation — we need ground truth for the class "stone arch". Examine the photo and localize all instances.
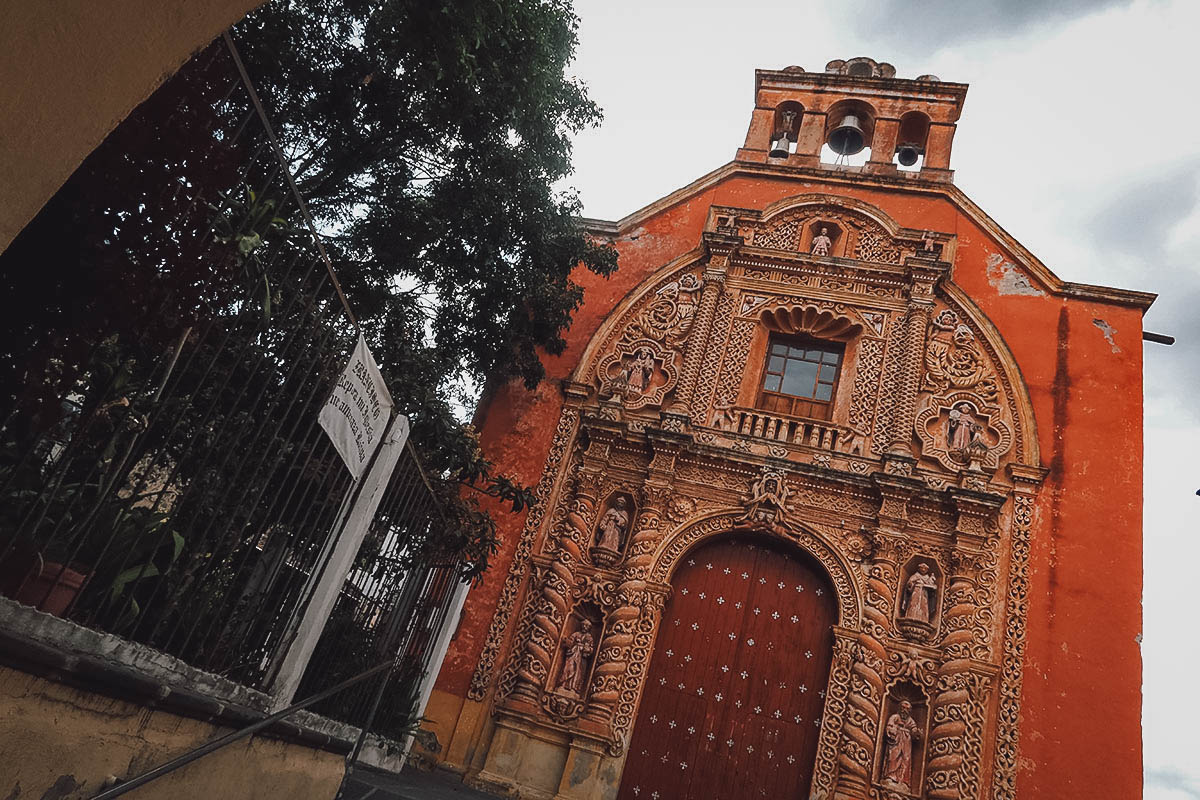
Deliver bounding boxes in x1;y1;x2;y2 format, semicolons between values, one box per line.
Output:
570;247;706;387
758;192;908;236
648;510;862;631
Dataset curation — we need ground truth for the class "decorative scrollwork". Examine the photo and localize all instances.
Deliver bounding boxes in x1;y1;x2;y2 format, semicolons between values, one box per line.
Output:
993;493;1034;800
470;408;579;700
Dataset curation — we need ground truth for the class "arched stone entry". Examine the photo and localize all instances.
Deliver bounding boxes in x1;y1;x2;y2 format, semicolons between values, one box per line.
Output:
617;533;837;800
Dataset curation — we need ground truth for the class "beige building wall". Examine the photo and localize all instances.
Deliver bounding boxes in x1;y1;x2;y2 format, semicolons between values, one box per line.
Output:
0;0;266;252
0;665;346;800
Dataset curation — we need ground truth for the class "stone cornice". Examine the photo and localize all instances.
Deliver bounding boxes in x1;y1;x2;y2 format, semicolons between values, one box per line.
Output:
579;161;1156;312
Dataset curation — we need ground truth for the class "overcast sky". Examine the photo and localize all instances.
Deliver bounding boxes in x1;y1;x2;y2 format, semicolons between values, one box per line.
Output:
563;1;1200;796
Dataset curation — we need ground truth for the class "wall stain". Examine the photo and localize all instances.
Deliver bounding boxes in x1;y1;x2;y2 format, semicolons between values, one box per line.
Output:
569;750;596;788
1047;307;1071;627
37;776;79;800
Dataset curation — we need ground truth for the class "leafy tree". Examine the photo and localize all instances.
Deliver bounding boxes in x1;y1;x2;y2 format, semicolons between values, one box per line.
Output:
0;0;615;588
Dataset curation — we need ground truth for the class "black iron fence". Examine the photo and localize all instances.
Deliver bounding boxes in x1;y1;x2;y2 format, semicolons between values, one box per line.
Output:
0;31;460;722
294;445;462;737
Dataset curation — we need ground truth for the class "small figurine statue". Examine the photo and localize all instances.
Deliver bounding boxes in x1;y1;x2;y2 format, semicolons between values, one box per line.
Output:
946;402;976;455
556;619;595;695
712;399;738;432
902;562;938;624
595;497;630;552
740;470;792;531
883;700;921;791
626;348;656;395
810;226;833;257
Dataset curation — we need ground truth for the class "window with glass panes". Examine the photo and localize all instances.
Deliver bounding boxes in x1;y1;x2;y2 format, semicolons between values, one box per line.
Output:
757;336;844;420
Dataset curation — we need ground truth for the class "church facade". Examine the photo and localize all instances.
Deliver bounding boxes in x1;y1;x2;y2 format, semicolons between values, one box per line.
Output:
417;57;1151;800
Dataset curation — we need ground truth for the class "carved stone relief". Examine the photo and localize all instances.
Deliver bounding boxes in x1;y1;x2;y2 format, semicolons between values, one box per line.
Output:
465;197;1042;800
913;305;1016;476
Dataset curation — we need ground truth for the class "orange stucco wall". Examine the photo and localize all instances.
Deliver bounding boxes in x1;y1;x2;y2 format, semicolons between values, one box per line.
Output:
435;167;1144;798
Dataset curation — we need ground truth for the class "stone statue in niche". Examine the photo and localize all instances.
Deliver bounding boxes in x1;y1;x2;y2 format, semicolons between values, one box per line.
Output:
902;563;938;624
556;619;595;696
810;226;833;257
623;348;656;395
946;402;991;469
595;497;631;553
882;700;921;792
946;403;977;453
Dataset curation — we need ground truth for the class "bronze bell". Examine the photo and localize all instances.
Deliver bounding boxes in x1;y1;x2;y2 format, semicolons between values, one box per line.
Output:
827;113;866;156
896;143;922;166
769;133;791;159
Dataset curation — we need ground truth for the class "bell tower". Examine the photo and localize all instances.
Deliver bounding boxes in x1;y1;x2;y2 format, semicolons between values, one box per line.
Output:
738;56;967;180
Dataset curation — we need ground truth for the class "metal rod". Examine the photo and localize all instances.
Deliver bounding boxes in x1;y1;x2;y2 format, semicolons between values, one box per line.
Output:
221;31;360;332
1143;331;1175;345
88;659;395;800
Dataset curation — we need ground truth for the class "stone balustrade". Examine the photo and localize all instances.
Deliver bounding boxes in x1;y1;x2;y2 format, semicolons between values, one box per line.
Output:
719;406;851;452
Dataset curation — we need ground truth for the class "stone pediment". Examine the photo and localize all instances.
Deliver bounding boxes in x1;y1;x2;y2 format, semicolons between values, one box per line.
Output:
711;194;951;266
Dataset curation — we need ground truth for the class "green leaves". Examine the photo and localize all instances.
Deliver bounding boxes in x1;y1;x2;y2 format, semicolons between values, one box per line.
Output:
1;0;617;581
231;0;617;573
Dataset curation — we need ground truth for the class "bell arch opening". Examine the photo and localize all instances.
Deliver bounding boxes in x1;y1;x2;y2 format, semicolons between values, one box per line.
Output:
618;531;838;800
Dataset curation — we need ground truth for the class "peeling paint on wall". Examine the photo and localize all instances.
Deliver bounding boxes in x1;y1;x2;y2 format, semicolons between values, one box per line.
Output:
986;252;1045;296
1092;318;1121;353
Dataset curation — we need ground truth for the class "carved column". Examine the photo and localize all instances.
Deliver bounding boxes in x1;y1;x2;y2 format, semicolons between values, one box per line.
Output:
470;407;580;701
835;635;887;799
927;490;1005;800
926;667;992;800
836;477;913;799
812;628;858;799
887;261;943;458
863;532;900;641
672;240;730;418
508;547;580;707
584;441;676;747
992;465;1046;800
505;435;610;707
604;583;668;755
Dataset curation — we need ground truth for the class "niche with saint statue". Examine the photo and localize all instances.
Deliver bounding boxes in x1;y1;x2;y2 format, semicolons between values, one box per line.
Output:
590;492;635;568
543;605;603;721
875;682;929;799
895;557;941;642
596;339;678;410
801;220;844;258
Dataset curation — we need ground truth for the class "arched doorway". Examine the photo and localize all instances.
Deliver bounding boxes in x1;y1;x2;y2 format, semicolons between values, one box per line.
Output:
618;534;837;800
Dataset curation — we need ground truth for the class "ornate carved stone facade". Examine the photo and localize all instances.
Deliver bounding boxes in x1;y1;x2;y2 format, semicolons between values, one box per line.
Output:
462;194;1046;800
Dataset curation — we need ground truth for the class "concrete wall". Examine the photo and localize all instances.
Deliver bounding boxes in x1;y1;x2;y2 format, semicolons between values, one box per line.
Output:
0;0;266;253
0;665;345;800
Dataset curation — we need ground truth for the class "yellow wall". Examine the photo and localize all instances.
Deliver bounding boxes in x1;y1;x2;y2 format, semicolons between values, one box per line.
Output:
0;0;266;252
0;665;345;800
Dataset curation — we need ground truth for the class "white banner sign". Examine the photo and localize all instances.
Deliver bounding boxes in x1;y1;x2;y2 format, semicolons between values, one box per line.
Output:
319;333;395;479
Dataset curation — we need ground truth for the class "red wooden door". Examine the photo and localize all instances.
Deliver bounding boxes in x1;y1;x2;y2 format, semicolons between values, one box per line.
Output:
617;535;836;800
